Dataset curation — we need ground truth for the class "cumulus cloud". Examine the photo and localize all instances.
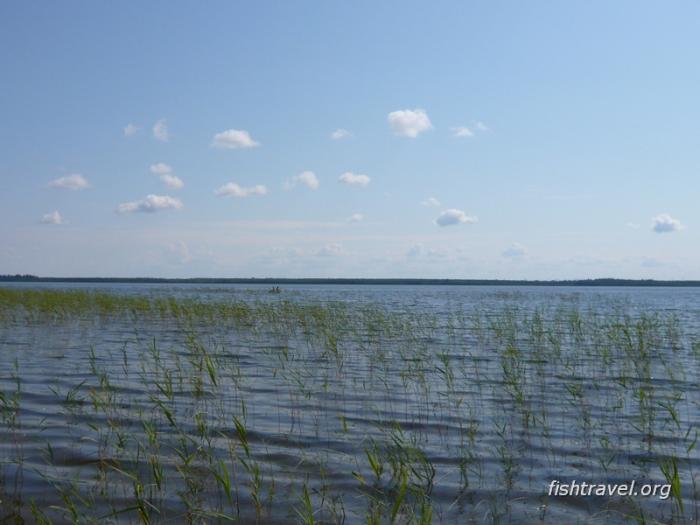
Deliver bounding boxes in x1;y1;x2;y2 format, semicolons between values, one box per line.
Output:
338;172;370;187
421;197;441;207
153;119;169;142
388;109;432;138
502;243;526;258
652;213;682;233
331;128;352;140
124;123;138;137
150;162;172;175
347;213;364;223
316;243;343;257
160;174;184;189
626;222;641;229
215;182;267;198
149;163;183;189
212;129;260;149
40;211;63;225
48;174;89;190
117;194;183;214
285;171;319;190
450;126;474;138
451;121;488;138
435;209;478;227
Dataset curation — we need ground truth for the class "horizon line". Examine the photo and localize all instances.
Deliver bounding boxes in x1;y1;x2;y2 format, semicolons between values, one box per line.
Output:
2;275;700;287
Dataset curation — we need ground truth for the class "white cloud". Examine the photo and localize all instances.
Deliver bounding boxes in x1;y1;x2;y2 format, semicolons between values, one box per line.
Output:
452;121;488;138
124;123;138;137
331;128;352;140
149;163;183;189
160;174;184;189
316;243;343;257
117;194;183;214
338;172;370;187
48;174;90;190
388;109;432;138
347;213;364;223
626;222;640;229
435;209;478;227
502;243;526;258
286;171;319;190
215;182;267;198
212;129;260;149
451;126;474;138
40;211;63;225
652;213;682;233
150;162;172;175
421;197;441;207
153;119;169;142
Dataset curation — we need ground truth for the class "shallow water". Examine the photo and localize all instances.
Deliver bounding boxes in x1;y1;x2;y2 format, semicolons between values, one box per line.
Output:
1;284;700;524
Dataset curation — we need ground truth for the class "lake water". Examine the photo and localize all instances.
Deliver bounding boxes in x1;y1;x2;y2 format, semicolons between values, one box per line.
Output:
1;283;699;524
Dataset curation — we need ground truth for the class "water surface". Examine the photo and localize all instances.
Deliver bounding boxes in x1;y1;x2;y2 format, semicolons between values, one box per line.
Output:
1;284;699;524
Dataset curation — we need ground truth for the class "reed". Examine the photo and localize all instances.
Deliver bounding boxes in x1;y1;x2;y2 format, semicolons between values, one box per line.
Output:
0;287;697;523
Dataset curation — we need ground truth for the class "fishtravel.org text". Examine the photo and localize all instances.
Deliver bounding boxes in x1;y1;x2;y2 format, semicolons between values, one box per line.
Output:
548;479;671;499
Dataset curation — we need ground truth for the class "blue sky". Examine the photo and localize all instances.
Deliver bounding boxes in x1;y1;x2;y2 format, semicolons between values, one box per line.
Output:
1;1;699;278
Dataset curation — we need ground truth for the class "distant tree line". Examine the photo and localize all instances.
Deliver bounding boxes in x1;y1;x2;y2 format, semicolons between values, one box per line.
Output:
0;274;41;281
1;275;700;286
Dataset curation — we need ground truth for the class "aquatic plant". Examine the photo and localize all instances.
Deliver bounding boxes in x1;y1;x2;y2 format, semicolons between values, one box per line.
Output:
0;287;697;523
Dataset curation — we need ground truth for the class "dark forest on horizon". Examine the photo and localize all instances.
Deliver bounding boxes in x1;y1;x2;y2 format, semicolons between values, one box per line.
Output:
2;274;700;287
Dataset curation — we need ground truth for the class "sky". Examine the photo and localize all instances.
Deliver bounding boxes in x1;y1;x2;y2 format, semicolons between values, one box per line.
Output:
1;1;700;279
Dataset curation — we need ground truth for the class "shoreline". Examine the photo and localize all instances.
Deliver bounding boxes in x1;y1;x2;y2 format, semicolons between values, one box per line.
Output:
2;276;700;287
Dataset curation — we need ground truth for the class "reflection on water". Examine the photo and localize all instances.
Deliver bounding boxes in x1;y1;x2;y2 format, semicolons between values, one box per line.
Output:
1;284;700;524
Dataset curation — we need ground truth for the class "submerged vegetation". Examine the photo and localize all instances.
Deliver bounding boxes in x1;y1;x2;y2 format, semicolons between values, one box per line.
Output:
0;287;699;523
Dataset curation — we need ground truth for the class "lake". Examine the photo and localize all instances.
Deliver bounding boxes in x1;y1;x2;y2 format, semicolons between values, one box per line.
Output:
1;283;699;524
